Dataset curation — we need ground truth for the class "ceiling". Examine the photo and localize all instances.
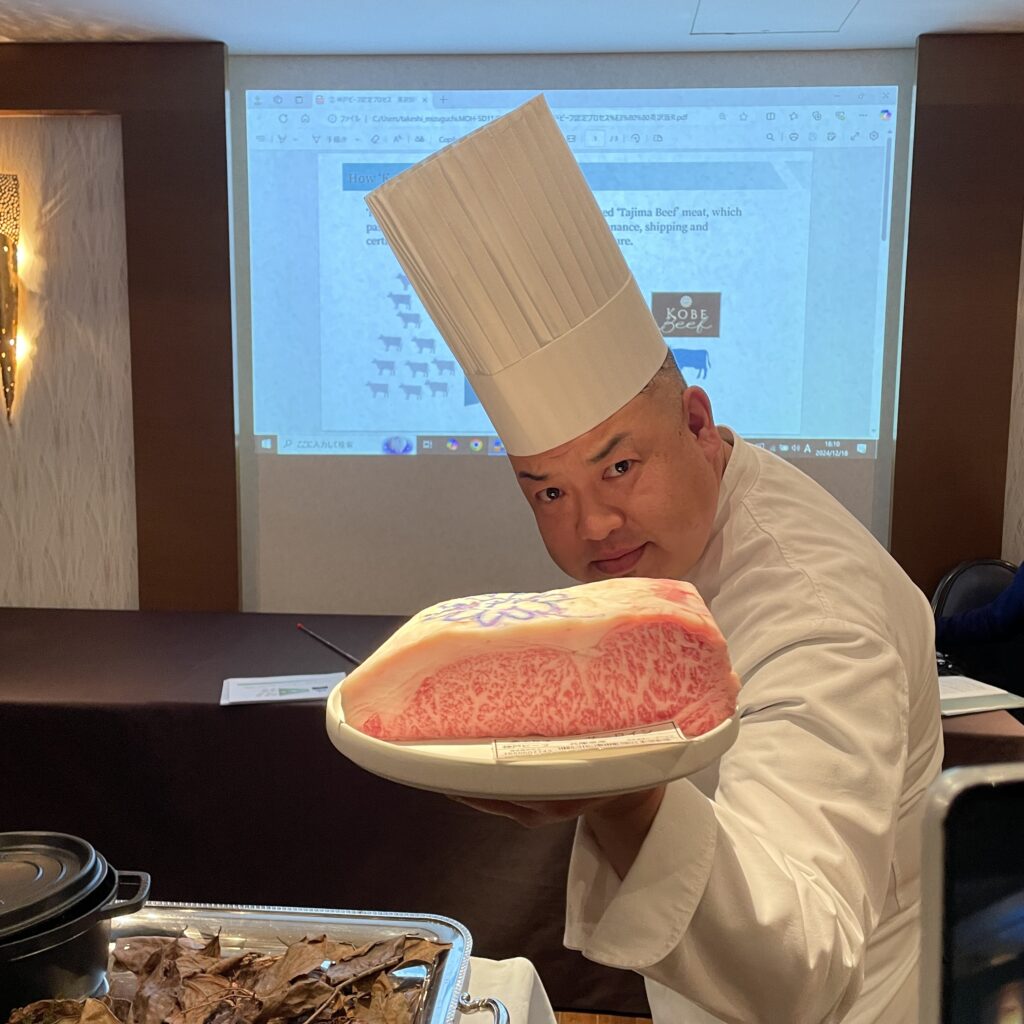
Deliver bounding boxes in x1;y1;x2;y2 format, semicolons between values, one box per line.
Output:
0;0;1021;54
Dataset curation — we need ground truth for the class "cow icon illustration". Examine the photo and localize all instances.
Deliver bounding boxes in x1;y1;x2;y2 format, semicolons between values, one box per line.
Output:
366;381;389;398
399;384;423;399
387;291;412;310
432;358;456;375
372;359;396;375
671;348;711;379
405;361;429;378
426;381;449;397
398;312;422;329
378;335;402;352
412;336;436;354
396;272;410;290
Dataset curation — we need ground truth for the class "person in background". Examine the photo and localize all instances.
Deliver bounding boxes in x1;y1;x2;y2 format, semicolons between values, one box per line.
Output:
935;561;1024;647
366;95;943;1024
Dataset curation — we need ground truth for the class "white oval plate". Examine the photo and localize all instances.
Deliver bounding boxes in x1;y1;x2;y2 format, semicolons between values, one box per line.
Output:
326;687;739;801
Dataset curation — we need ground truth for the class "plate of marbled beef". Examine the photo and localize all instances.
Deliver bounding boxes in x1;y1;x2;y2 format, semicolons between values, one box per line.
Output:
327;578;740;800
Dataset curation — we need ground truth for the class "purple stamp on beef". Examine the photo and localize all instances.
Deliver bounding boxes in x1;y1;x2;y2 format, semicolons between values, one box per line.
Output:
423;592;580;628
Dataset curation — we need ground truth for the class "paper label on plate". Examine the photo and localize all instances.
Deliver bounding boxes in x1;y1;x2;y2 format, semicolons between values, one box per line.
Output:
493;721;686;760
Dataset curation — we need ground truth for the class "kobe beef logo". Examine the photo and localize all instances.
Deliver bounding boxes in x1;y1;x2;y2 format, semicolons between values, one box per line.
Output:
423;592;581;628
652;292;720;337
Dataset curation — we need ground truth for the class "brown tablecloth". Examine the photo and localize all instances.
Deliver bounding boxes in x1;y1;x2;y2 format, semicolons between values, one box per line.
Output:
0;607;648;1016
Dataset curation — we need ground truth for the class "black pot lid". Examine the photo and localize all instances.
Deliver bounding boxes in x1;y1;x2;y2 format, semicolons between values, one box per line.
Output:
0;832;106;941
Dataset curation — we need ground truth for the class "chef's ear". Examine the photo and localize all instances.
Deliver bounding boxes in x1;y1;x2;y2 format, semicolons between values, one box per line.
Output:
683;386;719;449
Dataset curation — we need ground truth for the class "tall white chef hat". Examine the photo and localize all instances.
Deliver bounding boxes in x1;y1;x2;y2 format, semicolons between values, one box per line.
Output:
365;94;669;457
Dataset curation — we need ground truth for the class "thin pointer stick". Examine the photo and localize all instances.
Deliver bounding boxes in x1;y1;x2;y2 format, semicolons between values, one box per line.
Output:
296;622;363;668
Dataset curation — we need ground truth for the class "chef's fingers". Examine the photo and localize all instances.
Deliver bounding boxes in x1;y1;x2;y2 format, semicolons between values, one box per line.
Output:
448;794;580;827
449;795;523;817
511;798;601;816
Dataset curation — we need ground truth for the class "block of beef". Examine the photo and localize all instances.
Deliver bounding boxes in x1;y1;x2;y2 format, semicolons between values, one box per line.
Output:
339;578;739;742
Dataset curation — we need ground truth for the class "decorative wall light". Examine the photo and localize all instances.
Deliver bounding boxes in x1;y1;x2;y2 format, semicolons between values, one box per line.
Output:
0;173;20;422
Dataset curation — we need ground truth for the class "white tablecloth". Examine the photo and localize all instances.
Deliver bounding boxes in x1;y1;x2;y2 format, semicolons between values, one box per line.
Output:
465;956;558;1024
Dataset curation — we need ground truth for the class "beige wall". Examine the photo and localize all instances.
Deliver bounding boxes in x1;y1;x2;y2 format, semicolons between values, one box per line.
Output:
0;115;137;608
1004;219;1024;566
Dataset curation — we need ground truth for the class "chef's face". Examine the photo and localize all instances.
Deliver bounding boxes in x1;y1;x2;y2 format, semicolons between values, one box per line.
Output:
510;370;730;583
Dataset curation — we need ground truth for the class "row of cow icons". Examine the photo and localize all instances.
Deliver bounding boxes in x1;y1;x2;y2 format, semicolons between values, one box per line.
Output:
378;334;436;353
371;358;457;376
366;381;450;399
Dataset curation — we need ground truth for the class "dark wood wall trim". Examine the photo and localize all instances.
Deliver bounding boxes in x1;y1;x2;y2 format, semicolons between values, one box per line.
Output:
0;42;239;611
891;33;1024;596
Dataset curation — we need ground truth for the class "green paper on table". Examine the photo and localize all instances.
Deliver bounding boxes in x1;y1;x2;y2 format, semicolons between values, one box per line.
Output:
939;675;1024;717
220;672;345;706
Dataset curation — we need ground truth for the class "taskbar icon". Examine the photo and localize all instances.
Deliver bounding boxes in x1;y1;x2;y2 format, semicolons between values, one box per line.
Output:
418;434;504;455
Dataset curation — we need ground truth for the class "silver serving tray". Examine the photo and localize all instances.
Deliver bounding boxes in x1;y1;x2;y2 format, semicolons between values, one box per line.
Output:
110;900;506;1024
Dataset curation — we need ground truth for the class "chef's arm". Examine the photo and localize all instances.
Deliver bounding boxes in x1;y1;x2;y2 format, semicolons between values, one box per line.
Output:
584;785;666;879
565;622;927;1024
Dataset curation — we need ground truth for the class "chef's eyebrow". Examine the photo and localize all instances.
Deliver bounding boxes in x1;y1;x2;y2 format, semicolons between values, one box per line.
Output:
517;432;631;481
588;432;630;464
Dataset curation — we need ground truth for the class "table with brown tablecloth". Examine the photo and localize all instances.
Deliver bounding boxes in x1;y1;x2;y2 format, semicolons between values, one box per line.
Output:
939;633;1024;767
0;607;649;1016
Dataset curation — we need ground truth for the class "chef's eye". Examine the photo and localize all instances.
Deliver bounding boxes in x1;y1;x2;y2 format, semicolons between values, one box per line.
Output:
604;459;633;479
537;487;563;504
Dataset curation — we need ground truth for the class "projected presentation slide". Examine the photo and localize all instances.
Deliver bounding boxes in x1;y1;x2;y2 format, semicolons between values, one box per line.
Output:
246;87;898;459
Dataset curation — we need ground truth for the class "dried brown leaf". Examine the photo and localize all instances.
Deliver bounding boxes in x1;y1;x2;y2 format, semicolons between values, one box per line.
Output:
324;994;361;1022
98;1000;132;1024
201;997;261;1024
113;936;205;975
6;999;124;1024
320;941;372;963
179;975;234;1009
6;1002;89;1024
327;941;375;963
176;952;227;981
365;976;416;1024
252;936;349;998
105;971;140;1005
399;938;449;967
255;977;335;1022
324;938;405;988
76;1002;120;1024
131;949;184;1024
167;977;259;1024
226;954;279;993
112;937;171;974
207;952;261;980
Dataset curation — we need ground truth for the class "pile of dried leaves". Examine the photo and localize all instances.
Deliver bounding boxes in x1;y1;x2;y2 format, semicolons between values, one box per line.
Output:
7;932;449;1024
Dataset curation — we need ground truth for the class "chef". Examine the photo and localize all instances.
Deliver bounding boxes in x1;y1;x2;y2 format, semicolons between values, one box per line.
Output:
366;96;943;1024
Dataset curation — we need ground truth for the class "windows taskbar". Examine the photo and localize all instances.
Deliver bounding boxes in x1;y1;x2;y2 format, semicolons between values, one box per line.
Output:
254;434;878;458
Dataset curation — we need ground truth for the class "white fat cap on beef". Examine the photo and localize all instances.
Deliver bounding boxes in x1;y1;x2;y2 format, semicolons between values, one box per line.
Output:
365;94;669;457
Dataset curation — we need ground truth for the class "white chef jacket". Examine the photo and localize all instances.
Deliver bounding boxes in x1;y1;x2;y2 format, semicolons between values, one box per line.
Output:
564;428;944;1024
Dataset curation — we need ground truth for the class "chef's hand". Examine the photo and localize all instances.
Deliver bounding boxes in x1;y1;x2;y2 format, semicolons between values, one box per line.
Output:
452;786;666;879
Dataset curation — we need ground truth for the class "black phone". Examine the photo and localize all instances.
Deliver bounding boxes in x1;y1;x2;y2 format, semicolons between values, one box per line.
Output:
921;764;1024;1023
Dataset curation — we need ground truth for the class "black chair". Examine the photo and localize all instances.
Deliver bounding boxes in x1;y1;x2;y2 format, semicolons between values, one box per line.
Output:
932;559;1019;618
